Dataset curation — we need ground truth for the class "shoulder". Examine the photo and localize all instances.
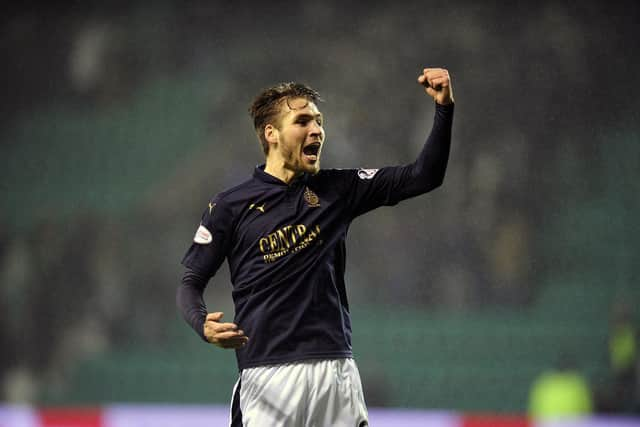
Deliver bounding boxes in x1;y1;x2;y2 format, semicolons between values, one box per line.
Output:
310;168;379;198
209;177;258;208
200;176;259;223
307;169;352;193
313;167;381;184
313;168;356;182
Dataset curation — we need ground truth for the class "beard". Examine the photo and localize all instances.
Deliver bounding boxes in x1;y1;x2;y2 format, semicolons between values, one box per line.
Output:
280;139;321;175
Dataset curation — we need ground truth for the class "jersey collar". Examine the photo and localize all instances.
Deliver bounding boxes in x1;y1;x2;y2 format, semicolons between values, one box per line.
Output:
253;164;310;186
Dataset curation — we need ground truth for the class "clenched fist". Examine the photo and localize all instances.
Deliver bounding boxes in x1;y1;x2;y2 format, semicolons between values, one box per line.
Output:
418;68;454;105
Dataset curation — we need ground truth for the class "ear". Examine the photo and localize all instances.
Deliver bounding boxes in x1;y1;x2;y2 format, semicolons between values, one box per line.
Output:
264;124;279;145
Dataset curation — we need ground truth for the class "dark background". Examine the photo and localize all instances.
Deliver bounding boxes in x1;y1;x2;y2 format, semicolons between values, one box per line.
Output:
1;0;639;413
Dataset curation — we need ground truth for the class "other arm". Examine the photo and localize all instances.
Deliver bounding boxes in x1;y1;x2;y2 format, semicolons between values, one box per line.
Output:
177;269;248;348
176;198;248;349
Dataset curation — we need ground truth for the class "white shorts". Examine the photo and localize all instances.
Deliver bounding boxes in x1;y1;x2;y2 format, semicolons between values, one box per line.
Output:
229;358;369;427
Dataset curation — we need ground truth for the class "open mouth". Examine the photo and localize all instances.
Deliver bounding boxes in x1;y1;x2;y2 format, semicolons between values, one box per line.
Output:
302;142;321;161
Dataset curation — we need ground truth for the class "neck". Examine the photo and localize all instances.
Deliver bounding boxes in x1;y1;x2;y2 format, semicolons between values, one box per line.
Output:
264;159;301;184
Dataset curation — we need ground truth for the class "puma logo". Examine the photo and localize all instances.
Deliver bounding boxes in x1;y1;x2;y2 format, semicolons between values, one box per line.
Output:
249;203;265;213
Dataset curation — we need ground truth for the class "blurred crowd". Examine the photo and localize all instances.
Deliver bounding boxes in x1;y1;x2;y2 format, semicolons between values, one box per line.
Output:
1;0;639;411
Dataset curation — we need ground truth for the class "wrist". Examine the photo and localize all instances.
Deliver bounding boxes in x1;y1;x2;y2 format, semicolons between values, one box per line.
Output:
435;100;455;109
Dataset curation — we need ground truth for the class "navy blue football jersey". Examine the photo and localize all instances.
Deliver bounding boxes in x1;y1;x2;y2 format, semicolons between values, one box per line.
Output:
180;103;453;370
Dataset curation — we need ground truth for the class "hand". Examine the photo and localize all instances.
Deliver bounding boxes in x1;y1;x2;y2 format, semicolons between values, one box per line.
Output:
417;67;454;105
204;312;249;349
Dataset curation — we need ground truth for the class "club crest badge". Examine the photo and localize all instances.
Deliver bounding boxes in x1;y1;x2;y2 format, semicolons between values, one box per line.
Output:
304;187;320;207
357;168;379;180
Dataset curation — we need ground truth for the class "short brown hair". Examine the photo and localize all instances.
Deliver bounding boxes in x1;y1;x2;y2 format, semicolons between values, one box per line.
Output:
249;82;322;154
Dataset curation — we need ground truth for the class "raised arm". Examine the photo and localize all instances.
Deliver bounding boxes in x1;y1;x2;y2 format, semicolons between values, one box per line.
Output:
345;67;455;217
399;68;455;197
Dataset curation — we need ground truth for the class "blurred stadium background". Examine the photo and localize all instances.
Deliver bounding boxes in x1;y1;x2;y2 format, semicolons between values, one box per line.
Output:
1;1;639;426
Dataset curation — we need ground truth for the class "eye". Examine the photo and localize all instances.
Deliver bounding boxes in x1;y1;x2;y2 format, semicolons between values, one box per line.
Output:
294;115;322;127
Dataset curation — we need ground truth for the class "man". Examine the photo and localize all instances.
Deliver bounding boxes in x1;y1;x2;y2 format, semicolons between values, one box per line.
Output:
177;67;454;426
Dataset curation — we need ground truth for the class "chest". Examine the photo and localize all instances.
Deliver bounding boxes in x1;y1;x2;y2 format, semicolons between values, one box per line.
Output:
232;185;341;260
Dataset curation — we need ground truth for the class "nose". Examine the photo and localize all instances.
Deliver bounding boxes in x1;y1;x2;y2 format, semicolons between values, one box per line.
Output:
308;121;323;139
